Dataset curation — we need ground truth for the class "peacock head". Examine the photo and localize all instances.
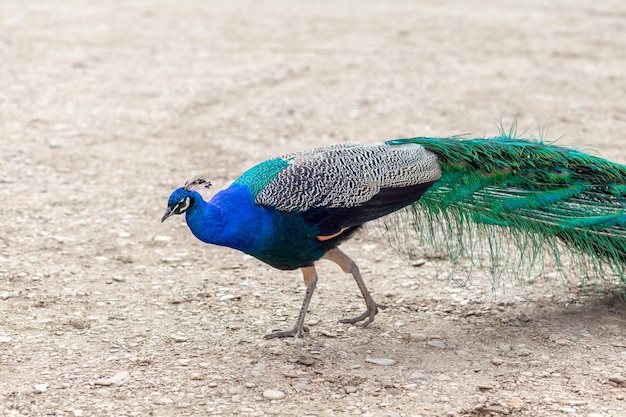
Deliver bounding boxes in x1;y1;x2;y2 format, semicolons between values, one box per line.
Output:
161;179;212;222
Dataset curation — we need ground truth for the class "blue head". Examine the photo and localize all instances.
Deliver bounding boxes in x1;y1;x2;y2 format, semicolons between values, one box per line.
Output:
161;179;212;222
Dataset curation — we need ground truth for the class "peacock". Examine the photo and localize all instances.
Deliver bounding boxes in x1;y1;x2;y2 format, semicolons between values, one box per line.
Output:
162;134;626;339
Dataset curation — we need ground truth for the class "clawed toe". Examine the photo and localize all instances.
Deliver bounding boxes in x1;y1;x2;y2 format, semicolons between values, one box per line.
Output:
263;325;309;339
339;303;386;326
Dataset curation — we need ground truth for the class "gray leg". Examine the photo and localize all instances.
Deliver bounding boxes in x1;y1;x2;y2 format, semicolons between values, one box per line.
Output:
264;265;318;339
323;247;386;326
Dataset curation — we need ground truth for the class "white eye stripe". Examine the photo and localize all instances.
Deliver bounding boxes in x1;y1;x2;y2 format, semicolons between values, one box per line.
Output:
177;197;191;212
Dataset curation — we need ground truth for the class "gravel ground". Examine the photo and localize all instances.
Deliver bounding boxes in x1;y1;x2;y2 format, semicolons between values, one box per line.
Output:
1;1;626;416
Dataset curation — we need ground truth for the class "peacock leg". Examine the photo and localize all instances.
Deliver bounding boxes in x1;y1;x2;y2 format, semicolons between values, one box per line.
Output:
323;247;386;326
264;265;318;339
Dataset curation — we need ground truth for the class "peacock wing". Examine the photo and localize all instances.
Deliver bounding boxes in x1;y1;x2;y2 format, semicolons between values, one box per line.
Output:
251;142;442;235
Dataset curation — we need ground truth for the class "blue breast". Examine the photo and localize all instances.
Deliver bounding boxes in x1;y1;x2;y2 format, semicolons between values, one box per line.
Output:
184;184;327;270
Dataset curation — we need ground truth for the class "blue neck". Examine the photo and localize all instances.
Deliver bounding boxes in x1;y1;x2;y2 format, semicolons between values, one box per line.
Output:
184;185;276;254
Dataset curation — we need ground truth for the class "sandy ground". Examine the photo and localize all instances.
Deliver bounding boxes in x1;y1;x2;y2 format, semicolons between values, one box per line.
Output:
1;1;626;416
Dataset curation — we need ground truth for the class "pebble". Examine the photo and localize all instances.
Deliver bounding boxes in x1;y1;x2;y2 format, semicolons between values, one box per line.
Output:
219;294;237;301
161;257;182;263
491;357;504;365
426;340;446;349
411;258;426;267
153;235;172;243
108;371;130;385
483;405;509;415
611;341;626;348
293;382;313;391
0;291;17;300
365;358;396;366
33;383;49;393
0;336;12;343
263;389;286;400
507;397;523;408
94;379;112;386
410;333;427;341
608;375;624;384
345;386;358;394
516;312;530;322
172;335;188;342
409;372;430;382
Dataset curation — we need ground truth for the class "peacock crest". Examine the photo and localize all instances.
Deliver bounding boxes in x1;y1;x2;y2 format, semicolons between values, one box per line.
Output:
184;178;212;191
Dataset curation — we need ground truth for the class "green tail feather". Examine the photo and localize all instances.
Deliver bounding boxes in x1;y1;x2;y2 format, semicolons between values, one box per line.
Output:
385;135;626;291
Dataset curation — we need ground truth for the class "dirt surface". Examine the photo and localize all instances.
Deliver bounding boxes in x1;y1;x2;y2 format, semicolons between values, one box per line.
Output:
2;1;626;416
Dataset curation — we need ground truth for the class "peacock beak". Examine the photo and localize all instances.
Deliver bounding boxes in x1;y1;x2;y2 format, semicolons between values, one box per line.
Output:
161;207;174;222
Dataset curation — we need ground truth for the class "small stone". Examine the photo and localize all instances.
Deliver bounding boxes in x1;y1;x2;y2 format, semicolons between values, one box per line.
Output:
33;383;49;393
483;405;509;415
263;389;285;400
477;384;494;391
365;358;396;366
161;257;182;264
426;340;446;349
411;258;426;267
491;357;504;365
508;397;523;408
610;341;626;348
108;371;130;385
516;312;530;322
345;386;357;394
219;294;236;301
94;379;112;386
306;318;320;326
408;372;429;382
0;336;12;343
560;407;576;413
172;335;188;343
410;333;427;341
293;382;313;391
153;235;172;243
608;375;625;384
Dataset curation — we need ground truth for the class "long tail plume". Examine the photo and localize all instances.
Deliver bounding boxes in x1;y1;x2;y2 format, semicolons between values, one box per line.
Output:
385;134;626;292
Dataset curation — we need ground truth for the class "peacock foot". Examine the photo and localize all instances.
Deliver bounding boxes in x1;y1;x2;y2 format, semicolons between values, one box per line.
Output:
339;302;387;327
263;325;309;339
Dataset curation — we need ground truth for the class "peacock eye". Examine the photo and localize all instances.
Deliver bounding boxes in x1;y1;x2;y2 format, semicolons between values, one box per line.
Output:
177;197;191;213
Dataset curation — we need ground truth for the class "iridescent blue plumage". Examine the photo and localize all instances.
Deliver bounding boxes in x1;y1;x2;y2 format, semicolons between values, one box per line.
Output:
163;135;626;339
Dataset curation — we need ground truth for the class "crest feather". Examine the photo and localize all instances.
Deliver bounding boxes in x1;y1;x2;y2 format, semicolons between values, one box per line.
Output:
184;178;212;191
